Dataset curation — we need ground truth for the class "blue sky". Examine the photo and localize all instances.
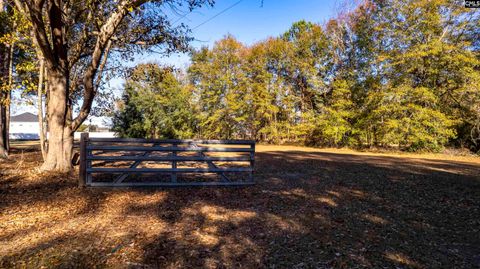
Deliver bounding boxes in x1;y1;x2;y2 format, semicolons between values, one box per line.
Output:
103;0;341;97
135;0;340;68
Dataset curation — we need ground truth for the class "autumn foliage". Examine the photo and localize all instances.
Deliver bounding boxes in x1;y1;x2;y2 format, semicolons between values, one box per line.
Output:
114;0;480;152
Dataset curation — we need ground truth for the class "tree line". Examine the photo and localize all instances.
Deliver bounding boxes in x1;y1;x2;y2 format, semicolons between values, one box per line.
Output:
0;0;479;173
113;0;480;152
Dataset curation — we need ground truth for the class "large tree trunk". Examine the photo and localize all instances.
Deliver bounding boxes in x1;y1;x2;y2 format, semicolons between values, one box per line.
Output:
40;70;72;172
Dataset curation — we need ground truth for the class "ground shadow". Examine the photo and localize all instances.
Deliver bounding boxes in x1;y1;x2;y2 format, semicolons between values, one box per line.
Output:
1;148;479;268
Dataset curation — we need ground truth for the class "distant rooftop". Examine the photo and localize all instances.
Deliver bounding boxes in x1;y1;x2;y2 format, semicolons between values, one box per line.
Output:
11;112;38;122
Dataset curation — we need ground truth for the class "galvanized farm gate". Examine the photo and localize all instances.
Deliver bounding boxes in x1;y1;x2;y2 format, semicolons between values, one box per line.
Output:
78;133;255;187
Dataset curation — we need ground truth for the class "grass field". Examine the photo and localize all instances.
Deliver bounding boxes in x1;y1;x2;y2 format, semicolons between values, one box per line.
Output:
1;143;479;268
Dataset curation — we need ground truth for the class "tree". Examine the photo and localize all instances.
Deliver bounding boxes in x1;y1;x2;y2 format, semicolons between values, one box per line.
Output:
367;0;479;150
241;40;276;141
0;0;14;158
113;64;196;139
0;1;35;158
367;85;455;151
309;79;354;147
316;0;478;151
10;0;213;171
185;2;478;151
189;36;247;139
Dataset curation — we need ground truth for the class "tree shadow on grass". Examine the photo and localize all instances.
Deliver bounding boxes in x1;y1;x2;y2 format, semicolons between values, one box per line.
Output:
1;149;479;268
127;151;480;268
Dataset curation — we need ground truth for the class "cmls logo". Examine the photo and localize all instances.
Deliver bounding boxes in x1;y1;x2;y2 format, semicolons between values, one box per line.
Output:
465;0;480;7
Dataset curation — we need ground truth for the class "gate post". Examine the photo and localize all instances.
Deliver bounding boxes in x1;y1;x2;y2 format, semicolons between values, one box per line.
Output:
79;132;89;187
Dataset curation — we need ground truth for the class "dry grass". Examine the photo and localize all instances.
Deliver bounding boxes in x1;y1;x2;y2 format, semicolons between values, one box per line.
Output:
1;143;479;268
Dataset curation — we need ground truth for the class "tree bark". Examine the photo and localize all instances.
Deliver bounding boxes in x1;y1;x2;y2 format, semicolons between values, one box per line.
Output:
40;70;71;171
0;9;9;158
0;105;7;158
37;58;47;160
5;39;13;152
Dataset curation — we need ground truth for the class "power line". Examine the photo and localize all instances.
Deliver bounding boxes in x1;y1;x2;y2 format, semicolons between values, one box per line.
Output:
191;0;244;31
171;9;193;26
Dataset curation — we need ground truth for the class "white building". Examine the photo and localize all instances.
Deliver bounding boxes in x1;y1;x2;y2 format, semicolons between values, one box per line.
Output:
9;112;40;140
9;112;116;140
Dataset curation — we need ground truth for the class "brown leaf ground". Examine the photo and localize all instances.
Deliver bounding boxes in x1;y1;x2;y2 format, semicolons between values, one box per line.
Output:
1;143;479;268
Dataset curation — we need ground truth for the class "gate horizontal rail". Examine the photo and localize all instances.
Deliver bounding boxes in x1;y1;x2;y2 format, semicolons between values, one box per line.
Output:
86;145;253;152
79;133;255;187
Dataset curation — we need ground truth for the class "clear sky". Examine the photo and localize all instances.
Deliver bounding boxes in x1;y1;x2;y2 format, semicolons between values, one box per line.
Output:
135;0;340;68
104;0;342;97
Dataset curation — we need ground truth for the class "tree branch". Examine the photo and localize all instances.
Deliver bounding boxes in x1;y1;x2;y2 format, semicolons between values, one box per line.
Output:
48;0;68;70
71;0;148;131
14;0;56;70
95;39;112;90
68;7;93;66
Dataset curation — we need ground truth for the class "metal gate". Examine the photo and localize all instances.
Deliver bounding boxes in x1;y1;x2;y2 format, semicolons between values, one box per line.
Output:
79;133;255;187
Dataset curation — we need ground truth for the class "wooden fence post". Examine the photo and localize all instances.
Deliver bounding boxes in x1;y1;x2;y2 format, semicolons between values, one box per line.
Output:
79;132;88;187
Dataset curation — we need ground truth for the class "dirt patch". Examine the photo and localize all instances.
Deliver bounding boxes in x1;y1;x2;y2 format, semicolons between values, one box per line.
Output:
1;145;479;268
